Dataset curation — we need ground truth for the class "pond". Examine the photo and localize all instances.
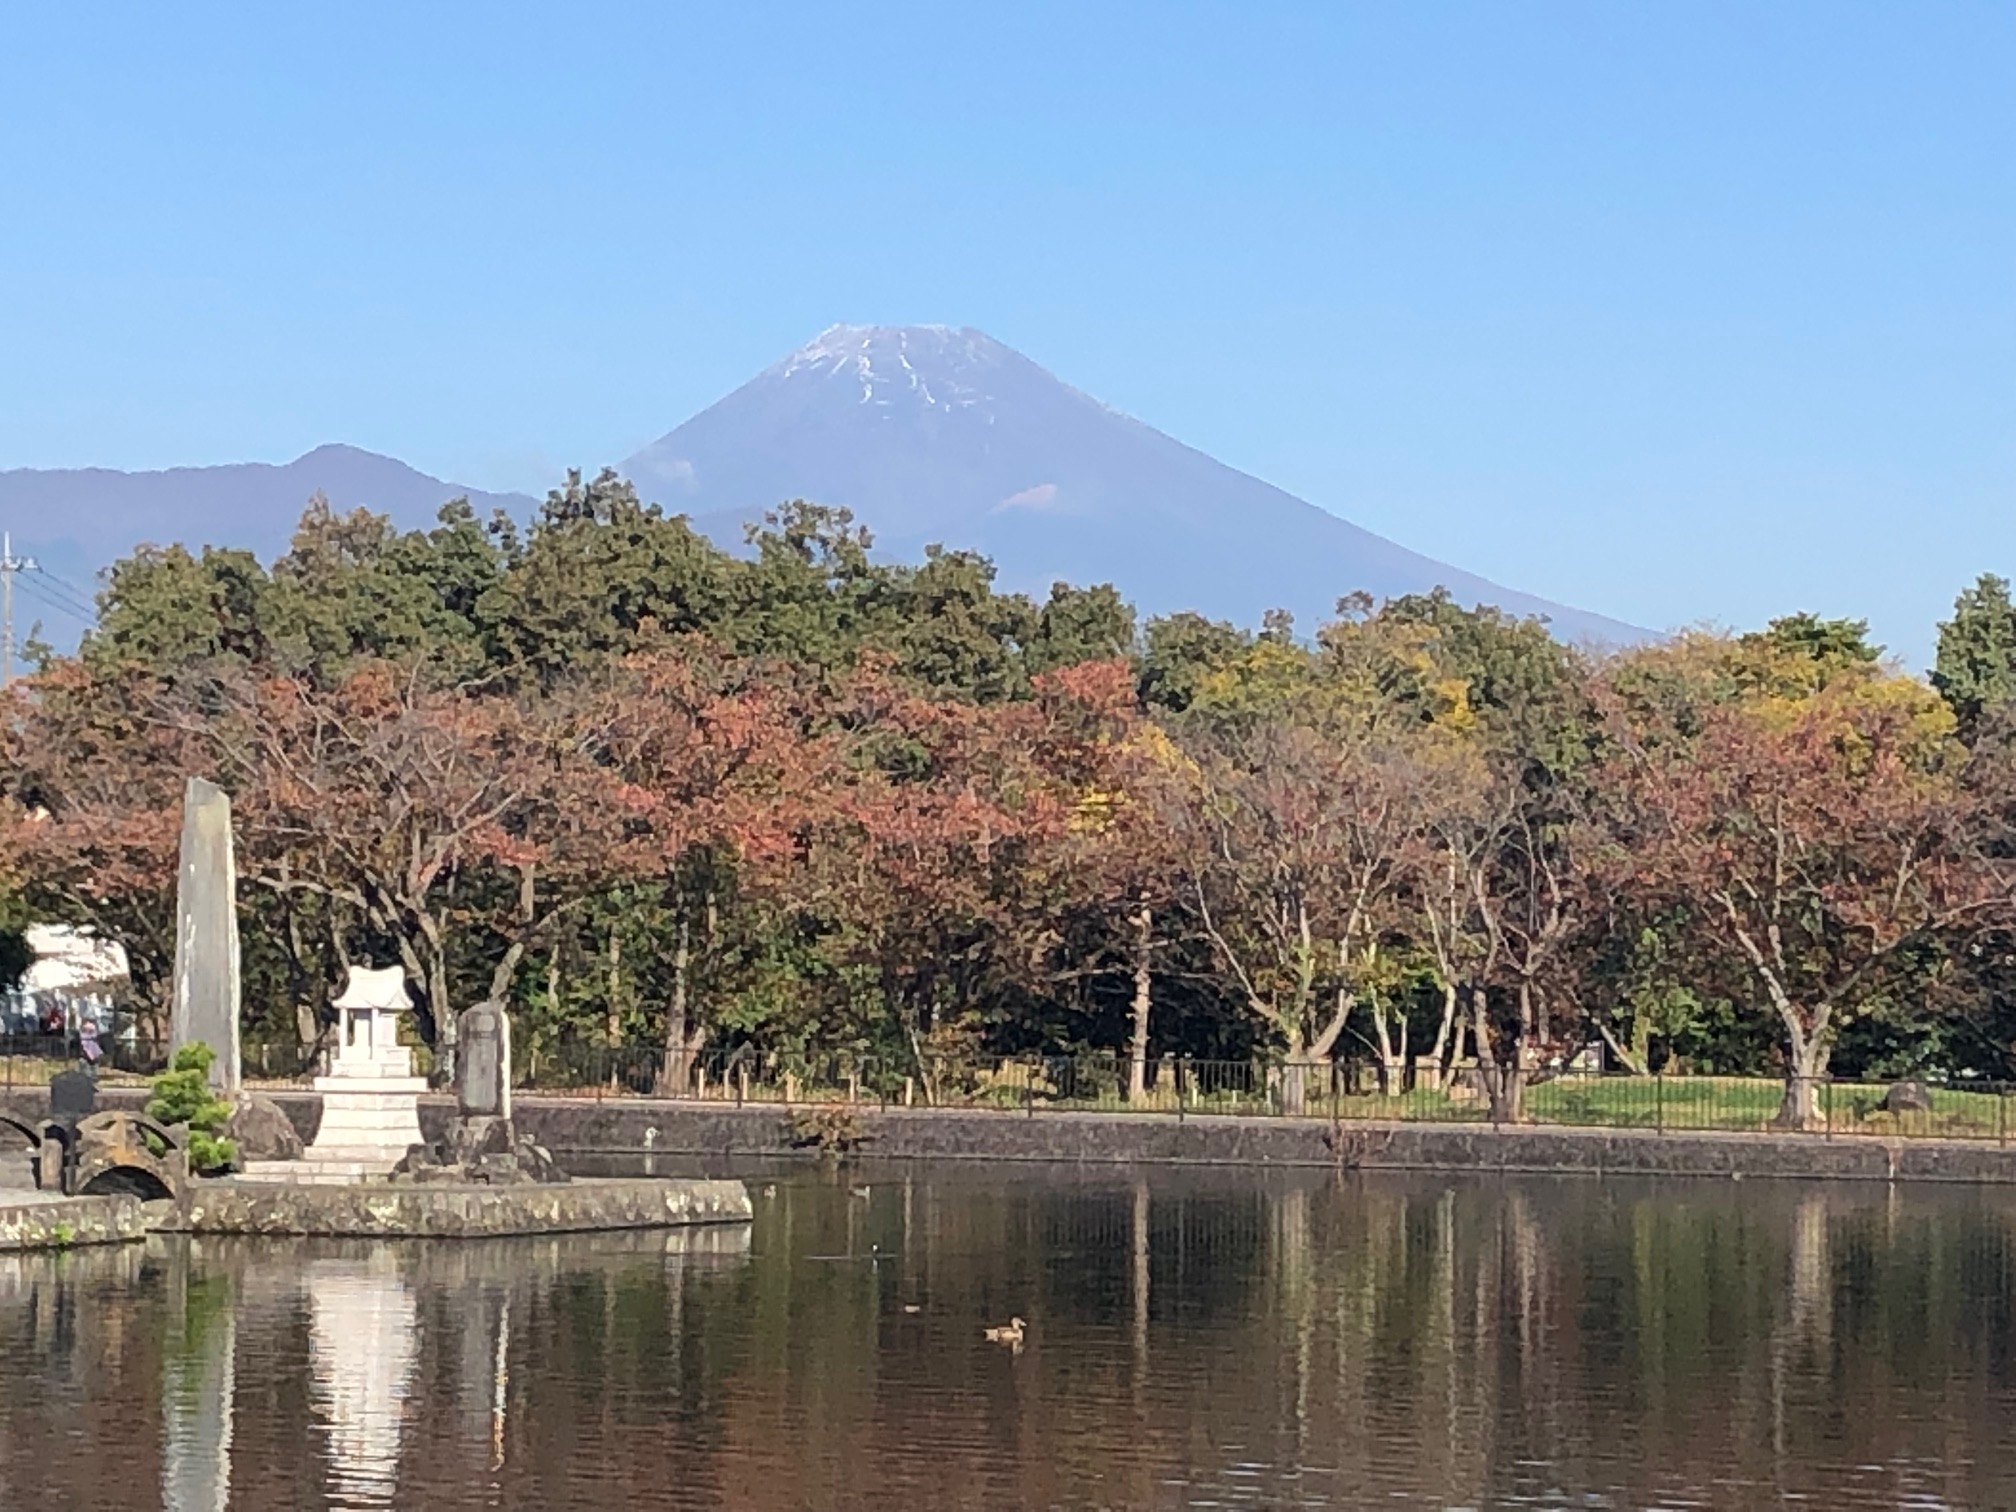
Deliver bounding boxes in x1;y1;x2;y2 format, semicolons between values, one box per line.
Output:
2;1166;2014;1510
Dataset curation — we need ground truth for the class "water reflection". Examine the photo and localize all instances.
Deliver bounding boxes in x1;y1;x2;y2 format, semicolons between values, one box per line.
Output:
0;1177;2013;1509
162;1242;235;1512
306;1253;416;1507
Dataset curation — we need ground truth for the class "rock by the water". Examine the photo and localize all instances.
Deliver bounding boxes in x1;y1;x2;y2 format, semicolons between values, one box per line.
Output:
393;1114;567;1186
1885;1080;1935;1115
226;1093;304;1161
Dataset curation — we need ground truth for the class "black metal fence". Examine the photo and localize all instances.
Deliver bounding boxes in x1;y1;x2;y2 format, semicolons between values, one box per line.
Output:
2;1033;2007;1143
0;1033;323;1091
498;1044;2016;1144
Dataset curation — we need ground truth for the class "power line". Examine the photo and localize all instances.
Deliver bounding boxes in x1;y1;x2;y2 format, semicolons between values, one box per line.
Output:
27;566;96;621
14;573;94;625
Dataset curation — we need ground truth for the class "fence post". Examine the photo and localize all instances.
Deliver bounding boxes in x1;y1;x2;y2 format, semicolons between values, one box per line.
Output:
1025;1062;1035;1120
1178;1057;1188;1123
2001;1085;2008;1148
1823;1077;1833;1139
1655;1071;1665;1136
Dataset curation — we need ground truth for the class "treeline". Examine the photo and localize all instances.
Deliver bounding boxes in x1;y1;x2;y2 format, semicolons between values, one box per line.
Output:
7;469;2016;1124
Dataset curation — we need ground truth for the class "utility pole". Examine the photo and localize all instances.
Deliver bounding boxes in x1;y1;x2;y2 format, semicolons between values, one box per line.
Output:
0;531;37;689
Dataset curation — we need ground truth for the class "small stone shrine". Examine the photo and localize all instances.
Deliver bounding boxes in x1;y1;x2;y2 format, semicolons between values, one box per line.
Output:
394;1001;564;1185
295;966;428;1181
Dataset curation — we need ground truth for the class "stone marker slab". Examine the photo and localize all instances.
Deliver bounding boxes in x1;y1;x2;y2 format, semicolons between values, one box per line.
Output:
49;1068;97;1123
170;777;242;1094
456;1002;511;1120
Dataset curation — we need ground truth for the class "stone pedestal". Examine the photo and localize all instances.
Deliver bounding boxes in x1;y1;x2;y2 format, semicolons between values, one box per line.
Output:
290;968;426;1183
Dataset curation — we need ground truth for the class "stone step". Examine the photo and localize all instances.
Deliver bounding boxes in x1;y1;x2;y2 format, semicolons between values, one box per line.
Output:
300;1146;412;1164
240;1158;391;1185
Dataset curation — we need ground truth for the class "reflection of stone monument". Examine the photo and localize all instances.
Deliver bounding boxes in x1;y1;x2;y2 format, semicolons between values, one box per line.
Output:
296;967;427;1181
306;1253;416;1508
162;1245;235;1512
171;778;242;1094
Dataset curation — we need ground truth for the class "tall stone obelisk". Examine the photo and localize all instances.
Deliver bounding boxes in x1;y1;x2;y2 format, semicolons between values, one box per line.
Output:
170;777;242;1095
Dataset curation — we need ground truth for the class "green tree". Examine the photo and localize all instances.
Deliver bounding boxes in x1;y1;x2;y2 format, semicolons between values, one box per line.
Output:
874;545;1037;701
1933;574;2016;737
482;468;733;682
1138;612;1250;713
0;883;28;996
1026;582;1137;674
727;501;890;672
262;495;500;678
147;1044;238;1172
85;543;270;672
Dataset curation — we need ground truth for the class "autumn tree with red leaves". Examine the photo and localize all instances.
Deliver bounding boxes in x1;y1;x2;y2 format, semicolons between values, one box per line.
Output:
1595;635;2014;1125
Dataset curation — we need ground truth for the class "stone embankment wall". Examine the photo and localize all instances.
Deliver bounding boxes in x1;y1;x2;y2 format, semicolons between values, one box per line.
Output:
9;1087;2016;1185
515;1098;2016;1184
0;1193;146;1251
166;1175;751;1238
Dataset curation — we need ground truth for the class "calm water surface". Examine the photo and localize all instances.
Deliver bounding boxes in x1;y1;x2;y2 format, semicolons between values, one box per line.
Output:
2;1166;2015;1510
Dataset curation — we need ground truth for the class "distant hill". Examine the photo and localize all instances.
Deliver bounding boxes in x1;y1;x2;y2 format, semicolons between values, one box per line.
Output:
0;445;532;636
626;325;1647;645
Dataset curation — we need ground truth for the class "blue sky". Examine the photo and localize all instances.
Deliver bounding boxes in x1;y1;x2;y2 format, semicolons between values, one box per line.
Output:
1;2;2010;663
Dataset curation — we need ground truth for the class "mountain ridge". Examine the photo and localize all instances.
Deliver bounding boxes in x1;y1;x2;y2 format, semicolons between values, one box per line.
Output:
0;324;1647;647
0;448;535;631
624;324;1646;645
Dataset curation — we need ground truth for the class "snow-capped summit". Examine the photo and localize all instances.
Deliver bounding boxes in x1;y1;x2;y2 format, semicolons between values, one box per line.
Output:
622;326;1644;645
765;324;1009;414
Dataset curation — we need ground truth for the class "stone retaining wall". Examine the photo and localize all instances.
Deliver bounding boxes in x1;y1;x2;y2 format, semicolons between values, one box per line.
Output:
10;1086;2016;1185
0;1194;146;1251
509;1097;2016;1185
165;1176;752;1238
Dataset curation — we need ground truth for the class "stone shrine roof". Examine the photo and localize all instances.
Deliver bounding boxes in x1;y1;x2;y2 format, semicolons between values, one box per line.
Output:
330;966;413;1013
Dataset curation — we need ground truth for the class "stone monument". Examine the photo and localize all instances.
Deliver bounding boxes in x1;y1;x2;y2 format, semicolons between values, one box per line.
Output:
294;966;427;1181
459;1001;511;1123
170;778;242;1094
394;1001;563;1185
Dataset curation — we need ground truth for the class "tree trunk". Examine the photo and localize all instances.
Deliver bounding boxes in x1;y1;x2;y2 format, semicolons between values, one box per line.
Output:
1776;1018;1833;1130
1594;1018;1649;1076
1127;904;1153;1104
544;953;561;1082
1368;991;1407;1095
605;924;623;1091
1280;1030;1310;1117
1473;985;1524;1124
658;910;692;1096
430;952;455;1085
1423;982;1460;1092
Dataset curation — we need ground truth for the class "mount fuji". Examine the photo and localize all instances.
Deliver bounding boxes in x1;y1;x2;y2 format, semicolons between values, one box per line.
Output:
626;325;1644;645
